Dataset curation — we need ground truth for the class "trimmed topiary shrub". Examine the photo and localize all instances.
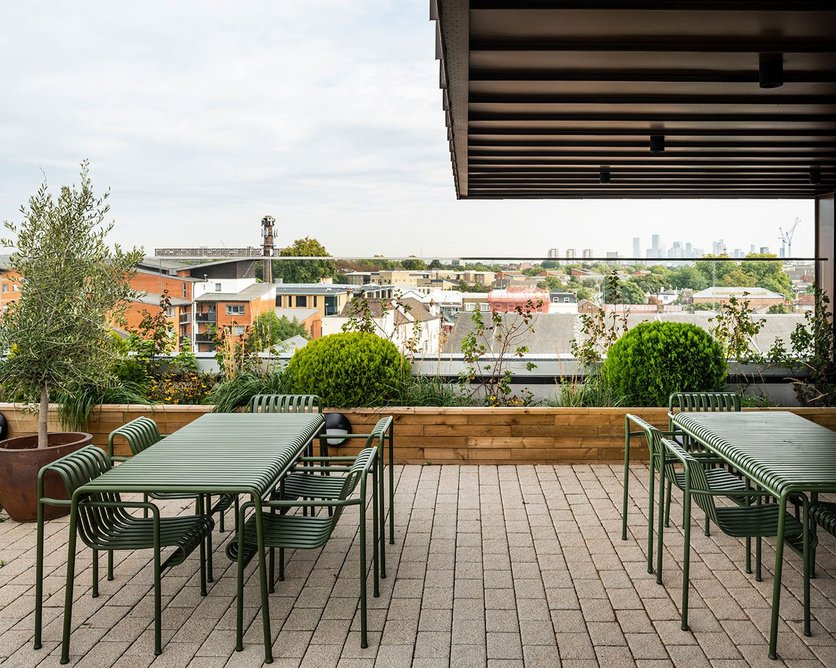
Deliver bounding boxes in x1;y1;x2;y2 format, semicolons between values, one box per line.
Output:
284;332;408;407
601;322;726;406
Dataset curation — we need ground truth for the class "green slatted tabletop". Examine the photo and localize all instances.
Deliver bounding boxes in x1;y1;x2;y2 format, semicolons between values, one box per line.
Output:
671;411;836;660
71;412;325;662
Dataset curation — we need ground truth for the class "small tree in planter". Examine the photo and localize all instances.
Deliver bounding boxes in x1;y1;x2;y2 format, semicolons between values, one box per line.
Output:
0;162;143;521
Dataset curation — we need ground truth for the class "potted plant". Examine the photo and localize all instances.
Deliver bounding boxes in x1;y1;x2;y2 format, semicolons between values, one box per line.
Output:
0;162;142;521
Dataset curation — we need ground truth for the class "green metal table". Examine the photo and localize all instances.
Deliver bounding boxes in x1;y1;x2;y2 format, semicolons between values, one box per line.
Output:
671;410;836;660
59;412;324;664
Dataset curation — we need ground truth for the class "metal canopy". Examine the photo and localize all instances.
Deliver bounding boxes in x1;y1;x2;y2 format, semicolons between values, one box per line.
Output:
431;1;836;199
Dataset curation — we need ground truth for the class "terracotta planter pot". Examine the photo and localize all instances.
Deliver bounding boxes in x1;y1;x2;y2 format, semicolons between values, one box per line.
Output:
0;432;93;522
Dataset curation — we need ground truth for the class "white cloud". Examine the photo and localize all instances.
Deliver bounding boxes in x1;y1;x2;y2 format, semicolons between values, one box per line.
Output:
0;1;815;258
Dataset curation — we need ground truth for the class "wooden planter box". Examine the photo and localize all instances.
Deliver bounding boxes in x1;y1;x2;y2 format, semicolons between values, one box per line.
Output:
2;403;835;465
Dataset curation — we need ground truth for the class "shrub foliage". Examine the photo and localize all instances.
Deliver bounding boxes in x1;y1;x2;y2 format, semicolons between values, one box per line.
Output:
601;321;726;406
285;332;407;407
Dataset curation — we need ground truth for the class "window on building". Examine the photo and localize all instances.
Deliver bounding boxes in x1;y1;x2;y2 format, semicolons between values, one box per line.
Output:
479;303;490;312
214;282;222;292
464;303;475;312
232;325;246;336
12;284;18;291
564;297;570;303
1;284;7;293
165;307;175;318
225;304;245;316
183;284;187;298
296;295;307;307
312;296;317;307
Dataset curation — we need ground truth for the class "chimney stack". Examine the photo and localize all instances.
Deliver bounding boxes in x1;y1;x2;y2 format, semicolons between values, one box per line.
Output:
261;215;276;284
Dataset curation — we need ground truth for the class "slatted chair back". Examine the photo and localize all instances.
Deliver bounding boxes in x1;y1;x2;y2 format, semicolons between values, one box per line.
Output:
660;437;720;526
668;392;741;413
368;416;393;446
625;414;663;459
331;447;377;525
107;416;164;459
38;446;125;547
249;394;322;414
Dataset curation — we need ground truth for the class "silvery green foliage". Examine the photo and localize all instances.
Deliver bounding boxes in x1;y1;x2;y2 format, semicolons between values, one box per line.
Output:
0;162;144;445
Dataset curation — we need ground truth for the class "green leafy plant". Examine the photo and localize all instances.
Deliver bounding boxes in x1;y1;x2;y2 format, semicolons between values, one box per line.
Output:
0;162;143;445
394;375;473;407
459;301;540;406
247;312;307;352
768;289;836;406
601;321;727;406
206;370;286;413
284;332;407;407
549;375;627;408
57;379;150;432
708;294;765;362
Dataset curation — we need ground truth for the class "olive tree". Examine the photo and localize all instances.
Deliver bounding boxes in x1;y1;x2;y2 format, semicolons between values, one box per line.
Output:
0;162;143;447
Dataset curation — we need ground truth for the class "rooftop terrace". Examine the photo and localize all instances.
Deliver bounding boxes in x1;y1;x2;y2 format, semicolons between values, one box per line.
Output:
2;463;833;667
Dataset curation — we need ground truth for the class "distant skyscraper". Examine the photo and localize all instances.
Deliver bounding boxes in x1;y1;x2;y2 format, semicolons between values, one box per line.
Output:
606;251;619;260
582;248;593;259
712;239;727;255
760;246;770;254
547;248;559;259
685;242;694;258
565;249;576;259
732;248;744;258
632;237;641;258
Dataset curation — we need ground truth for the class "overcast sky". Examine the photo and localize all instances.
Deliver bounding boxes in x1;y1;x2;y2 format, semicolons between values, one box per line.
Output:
0;1;815;259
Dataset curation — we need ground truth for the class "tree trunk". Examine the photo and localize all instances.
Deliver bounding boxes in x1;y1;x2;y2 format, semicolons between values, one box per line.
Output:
38;384;49;449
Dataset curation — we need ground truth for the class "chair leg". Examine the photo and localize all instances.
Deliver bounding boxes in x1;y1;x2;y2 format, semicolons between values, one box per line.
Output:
359;487;368;649
646;451;655;574
389;430;395;546
107;551;114;581
664;478;672;528
802;497;811;637
235;505;246;652
756;537;763;582
92;549;99;598
153;547;162;655
379;449;387;579
143;493;149;519
269;547;276;594
60;509;79;665
704;513;710;537
621;427;631;541
372;463;380;598
655;457;666;585
199;531;208;597
680;490;692;631
279;548;285;581
34;500;45;650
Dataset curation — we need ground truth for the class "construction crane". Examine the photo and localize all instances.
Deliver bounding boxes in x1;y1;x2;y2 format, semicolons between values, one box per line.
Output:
779;217;800;259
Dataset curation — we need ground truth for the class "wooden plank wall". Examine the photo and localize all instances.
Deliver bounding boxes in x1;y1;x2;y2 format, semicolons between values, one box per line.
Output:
2;404;835;465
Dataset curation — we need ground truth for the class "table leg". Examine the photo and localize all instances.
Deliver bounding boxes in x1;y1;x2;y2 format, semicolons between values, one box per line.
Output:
768;494;787;661
255;502;273;664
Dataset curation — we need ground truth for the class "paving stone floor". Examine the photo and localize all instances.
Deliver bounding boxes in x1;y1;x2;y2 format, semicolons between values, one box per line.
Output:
0;464;834;667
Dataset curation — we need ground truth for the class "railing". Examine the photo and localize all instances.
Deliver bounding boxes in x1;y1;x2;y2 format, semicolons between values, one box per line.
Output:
195;333;215;343
179;314;191;324
195;313;216;323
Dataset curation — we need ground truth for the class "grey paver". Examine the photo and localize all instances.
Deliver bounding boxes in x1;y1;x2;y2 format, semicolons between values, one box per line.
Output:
1;463;833;668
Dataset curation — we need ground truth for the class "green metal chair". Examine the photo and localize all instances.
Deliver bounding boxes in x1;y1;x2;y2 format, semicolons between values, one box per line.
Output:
650;426;750;583
278;416;391;580
108;417;234;580
320;416;396;550
228;446;378;658
621;414;680;573
658;436;811;633
248;393;322;414
665;392;741;529
34;445;214;663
